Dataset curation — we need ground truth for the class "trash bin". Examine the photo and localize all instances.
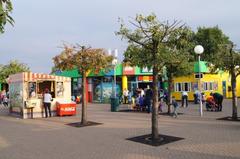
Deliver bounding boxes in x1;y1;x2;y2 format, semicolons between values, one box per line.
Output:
110;97;119;112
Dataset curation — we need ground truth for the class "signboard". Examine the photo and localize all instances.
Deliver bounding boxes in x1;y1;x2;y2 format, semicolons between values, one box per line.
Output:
123;66;135;75
141;67;153;73
138;76;153;82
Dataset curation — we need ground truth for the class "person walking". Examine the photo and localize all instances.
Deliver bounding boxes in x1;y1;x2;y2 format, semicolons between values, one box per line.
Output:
172;96;179;118
43;88;53;118
181;91;188;107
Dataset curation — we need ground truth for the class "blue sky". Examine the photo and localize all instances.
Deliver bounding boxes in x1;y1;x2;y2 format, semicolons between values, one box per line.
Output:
0;0;239;73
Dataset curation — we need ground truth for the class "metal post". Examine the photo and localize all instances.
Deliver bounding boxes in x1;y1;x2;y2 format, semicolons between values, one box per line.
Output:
198;55;203;117
113;65;116;98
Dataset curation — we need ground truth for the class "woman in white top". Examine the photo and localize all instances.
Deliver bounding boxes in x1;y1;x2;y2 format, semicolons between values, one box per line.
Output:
43;88;53;118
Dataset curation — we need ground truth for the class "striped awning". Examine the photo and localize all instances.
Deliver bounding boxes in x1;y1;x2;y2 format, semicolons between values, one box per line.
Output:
8;72;71;83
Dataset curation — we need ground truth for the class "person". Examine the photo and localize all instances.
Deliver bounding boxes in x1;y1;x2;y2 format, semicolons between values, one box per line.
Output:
172;96;179;118
163;88;168;104
181;91;188;107
145;85;153;113
158;99;163;112
135;94;140;110
139;95;144;111
201;92;206;104
140;88;145;97
193;90;200;104
206;94;217;111
43;88;53;118
211;92;223;111
123;88;129;104
128;91;132;105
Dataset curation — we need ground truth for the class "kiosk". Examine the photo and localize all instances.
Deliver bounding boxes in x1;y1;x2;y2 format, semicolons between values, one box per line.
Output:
8;72;75;119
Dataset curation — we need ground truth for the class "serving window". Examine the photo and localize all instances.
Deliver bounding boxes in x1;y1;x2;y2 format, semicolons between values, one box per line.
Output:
37;81;55;98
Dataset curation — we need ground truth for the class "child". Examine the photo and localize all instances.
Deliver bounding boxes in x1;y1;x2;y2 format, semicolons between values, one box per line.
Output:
158;98;163;112
134;94;140;110
172;96;179;118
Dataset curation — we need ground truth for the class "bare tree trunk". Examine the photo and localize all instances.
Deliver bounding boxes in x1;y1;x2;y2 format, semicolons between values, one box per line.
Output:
81;71;87;125
167;73;173;114
231;71;238;120
152;67;159;141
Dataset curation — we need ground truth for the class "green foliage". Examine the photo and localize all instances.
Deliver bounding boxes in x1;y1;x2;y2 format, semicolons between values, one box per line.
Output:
53;44;114;74
0;0;14;33
164;27;195;77
194;26;230;62
0;60;30;83
117;13;193;74
215;43;240;76
194;26;240;75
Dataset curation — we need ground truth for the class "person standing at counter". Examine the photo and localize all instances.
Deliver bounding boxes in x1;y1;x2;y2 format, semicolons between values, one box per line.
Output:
43;88;53;118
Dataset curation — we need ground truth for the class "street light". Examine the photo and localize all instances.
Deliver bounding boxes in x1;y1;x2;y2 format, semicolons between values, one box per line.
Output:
109;49;118;98
194;45;204;117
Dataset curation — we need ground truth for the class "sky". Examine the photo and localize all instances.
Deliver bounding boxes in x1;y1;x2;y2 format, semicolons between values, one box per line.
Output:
0;0;239;73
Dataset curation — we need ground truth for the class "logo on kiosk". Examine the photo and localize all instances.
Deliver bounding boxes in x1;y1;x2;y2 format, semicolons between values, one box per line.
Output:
61;107;75;112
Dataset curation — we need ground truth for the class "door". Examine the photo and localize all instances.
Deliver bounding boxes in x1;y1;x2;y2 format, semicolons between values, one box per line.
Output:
222;81;226;98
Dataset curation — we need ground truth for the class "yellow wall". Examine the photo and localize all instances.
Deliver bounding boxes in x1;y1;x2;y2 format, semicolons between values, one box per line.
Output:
172;75;194;101
226;74;240;98
172;72;231;101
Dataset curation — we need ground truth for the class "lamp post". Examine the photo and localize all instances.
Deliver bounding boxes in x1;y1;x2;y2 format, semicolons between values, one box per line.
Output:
194;45;204;117
109;49;118;98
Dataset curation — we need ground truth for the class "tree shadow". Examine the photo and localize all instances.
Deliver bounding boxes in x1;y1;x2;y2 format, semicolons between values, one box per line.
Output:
127;134;184;146
66;121;103;128
217;116;240;122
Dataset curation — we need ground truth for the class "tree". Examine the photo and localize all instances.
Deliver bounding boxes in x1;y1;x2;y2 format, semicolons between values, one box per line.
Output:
0;60;30;83
0;0;14;33
117;13;190;141
53;44;113;125
213;43;240;120
194;26;239;120
193;26;229;60
163;28;194;114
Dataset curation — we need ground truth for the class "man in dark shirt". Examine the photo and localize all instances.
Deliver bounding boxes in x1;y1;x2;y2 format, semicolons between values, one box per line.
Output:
210;92;223;111
145;86;153;113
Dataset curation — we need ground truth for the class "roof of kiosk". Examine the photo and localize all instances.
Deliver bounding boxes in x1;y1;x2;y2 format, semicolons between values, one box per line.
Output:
8;72;71;83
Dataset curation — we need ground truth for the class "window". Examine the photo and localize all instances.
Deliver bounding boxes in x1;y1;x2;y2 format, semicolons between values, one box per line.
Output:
28;82;36;98
37;81;55;98
175;83;182;92
56;82;64;97
174;82;191;92
209;82;213;90
203;82;214;91
195;73;203;79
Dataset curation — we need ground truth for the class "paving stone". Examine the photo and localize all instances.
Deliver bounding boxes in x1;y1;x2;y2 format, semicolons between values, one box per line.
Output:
0;100;239;159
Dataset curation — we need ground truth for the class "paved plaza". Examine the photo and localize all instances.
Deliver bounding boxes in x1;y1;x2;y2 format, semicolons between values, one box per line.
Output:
0;100;240;159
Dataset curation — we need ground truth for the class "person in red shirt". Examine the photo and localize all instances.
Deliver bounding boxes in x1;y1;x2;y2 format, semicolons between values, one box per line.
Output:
206;95;217;111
